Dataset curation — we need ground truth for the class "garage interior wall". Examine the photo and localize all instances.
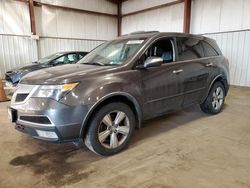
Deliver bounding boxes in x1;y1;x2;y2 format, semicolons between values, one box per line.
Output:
0;0;117;78
122;0;184;34
35;0;117;57
121;0;250;87
191;0;250;87
0;0;37;78
1;0;250;87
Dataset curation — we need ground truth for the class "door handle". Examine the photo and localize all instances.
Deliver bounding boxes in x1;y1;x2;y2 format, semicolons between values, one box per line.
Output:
206;62;213;67
173;69;183;74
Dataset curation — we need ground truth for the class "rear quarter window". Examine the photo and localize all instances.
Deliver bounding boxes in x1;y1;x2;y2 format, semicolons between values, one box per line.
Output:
176;37;205;61
201;41;219;57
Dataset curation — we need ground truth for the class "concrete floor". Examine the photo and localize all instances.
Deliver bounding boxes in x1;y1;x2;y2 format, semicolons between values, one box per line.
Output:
0;86;250;188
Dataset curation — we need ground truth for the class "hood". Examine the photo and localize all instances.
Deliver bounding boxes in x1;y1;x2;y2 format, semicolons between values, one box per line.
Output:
7;63;48;74
20;64;112;85
5;63;49;84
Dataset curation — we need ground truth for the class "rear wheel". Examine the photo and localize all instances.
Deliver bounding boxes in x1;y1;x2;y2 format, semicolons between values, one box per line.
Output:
200;81;225;114
84;102;135;156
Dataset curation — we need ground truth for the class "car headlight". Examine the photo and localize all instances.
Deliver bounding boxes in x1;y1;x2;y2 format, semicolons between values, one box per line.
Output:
32;82;79;100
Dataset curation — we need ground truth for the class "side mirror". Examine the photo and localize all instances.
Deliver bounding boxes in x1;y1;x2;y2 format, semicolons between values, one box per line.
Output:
137;57;163;69
144;57;163;68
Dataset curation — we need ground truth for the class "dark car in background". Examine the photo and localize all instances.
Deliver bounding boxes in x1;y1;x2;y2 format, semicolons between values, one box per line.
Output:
5;51;88;86
9;31;229;156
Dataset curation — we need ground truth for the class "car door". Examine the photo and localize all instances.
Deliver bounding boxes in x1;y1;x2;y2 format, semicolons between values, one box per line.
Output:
176;37;211;107
137;38;184;120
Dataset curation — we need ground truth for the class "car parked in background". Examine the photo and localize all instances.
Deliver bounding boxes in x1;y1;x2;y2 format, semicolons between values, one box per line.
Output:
8;31;229;156
5;51;88;86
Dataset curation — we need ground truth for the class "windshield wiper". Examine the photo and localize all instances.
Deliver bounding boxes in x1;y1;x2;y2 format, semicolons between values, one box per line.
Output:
82;62;105;66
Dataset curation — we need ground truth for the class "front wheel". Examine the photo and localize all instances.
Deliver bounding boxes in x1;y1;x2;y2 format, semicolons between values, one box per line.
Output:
84;102;135;156
200;81;225;114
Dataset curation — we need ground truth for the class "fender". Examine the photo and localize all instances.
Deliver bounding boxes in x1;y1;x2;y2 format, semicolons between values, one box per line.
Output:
201;74;226;103
79;91;142;138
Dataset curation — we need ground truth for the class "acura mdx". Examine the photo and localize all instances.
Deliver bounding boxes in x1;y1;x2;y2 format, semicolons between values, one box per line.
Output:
8;31;229;156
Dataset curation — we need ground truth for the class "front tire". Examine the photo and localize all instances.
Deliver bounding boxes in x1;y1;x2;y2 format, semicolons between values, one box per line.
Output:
84;102;135;156
200;81;225;114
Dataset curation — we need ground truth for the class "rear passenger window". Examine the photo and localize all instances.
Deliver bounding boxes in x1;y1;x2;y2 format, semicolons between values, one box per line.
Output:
176;37;204;61
202;41;219;57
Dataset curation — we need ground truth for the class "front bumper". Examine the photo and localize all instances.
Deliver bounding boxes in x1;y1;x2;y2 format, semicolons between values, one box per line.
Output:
10;98;89;142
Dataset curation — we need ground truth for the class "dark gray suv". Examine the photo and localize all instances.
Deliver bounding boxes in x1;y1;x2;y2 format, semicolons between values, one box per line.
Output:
8;31;229;156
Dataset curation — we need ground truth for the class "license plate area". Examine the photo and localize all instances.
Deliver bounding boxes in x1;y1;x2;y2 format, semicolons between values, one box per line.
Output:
8;108;17;122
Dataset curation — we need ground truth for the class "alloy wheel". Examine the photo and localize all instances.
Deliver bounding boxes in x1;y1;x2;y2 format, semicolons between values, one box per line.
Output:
98;111;130;149
212;86;224;110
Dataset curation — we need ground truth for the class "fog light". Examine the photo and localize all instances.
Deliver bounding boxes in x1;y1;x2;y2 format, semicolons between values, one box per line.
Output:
36;130;58;139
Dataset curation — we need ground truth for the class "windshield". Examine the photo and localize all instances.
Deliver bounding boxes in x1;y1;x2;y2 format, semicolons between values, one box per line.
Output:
37;53;63;64
78;38;146;66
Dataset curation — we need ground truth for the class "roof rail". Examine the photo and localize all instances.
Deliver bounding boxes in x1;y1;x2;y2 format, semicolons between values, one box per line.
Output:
122;31;159;36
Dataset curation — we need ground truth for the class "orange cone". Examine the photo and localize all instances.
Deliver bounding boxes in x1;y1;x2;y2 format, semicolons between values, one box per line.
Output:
0;79;8;102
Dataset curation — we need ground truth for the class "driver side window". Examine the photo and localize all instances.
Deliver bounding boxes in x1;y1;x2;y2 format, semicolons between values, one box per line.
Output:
52;54;77;65
52;55;69;65
137;38;174;66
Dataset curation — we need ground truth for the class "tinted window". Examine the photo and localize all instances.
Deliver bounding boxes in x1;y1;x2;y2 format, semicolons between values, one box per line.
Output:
202;41;219;57
53;54;78;65
79;52;88;59
137;38;174;65
68;54;78;63
37;53;63;64
176;37;204;61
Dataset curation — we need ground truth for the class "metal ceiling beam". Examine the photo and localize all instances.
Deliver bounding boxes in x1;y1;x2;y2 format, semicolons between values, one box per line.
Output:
14;0;28;3
106;0;129;4
33;1;117;18
183;0;191;33
28;0;36;35
117;0;122;36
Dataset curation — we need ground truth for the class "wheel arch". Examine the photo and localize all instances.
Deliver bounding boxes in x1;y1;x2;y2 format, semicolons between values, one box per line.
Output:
202;74;229;103
79;92;142;138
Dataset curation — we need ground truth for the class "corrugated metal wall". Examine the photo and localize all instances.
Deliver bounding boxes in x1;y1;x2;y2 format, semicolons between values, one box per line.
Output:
0;0;30;35
2;0;250;87
191;0;250;87
122;0;176;14
0;35;37;78
191;0;250;34
122;0;184;34
205;31;250;87
0;0;116;79
35;6;117;40
38;37;104;58
35;4;116;57
36;0;117;14
0;0;38;78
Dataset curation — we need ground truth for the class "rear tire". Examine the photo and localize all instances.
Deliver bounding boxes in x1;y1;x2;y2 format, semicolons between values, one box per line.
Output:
84;102;135;156
200;81;225;114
